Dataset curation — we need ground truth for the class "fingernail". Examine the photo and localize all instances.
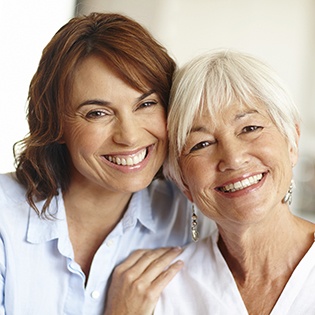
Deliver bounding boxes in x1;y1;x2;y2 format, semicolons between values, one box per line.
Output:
173;246;182;252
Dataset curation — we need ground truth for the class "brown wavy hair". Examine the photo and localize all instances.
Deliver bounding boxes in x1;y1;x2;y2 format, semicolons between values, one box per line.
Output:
14;12;176;216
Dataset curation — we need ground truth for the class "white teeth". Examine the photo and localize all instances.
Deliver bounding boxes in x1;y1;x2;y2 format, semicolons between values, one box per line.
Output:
220;174;263;193
106;149;147;166
133;155;139;164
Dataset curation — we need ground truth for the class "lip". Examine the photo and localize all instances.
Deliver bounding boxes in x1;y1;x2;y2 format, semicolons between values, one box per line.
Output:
100;144;154;173
215;172;267;198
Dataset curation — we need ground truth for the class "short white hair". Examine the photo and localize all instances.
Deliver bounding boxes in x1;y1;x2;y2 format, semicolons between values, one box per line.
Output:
164;49;301;191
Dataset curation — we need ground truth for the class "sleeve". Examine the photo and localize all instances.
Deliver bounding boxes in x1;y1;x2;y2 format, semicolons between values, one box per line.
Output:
0;235;5;315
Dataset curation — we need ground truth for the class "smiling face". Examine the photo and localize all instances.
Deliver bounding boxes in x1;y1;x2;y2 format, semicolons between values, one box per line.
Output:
62;55;167;194
179;103;298;227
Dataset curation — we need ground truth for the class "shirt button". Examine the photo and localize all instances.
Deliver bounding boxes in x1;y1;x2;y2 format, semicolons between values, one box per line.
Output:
106;239;115;247
91;290;100;299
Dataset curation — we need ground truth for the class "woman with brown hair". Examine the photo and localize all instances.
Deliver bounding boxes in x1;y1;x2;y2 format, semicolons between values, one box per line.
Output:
0;13;213;315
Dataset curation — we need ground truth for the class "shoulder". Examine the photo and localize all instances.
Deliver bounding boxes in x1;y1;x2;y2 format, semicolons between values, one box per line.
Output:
148;179;187;210
0;172;26;204
148;179;190;218
0;172;30;226
148;179;216;239
168;231;220;275
154;233;222;315
181;234;216;261
148;178;182;197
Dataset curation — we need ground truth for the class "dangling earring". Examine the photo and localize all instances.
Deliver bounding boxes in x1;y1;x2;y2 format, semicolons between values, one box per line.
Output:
191;204;199;242
283;179;294;205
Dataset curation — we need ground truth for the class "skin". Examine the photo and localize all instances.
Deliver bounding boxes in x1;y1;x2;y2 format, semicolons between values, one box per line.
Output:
59;55;182;309
63;55;167;198
179;103;315;314
180;104;297;226
104;247;183;315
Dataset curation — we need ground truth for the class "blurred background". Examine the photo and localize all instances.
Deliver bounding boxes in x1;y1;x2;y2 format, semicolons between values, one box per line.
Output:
1;0;314;220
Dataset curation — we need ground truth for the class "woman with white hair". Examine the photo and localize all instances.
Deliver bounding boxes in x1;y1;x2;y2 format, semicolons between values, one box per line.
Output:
152;49;315;314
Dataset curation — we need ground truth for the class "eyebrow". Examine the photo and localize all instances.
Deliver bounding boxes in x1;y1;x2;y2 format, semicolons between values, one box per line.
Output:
190;126;208;133
190;109;259;133
77;89;156;108
234;109;258;120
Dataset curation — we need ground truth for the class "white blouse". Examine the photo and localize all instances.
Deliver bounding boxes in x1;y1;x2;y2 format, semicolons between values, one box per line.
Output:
155;229;315;315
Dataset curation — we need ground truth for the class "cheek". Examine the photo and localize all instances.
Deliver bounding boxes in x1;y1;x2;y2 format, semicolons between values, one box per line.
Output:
154;120;167;140
182;159;209;192
64;124;105;155
149;112;167;139
63;118;83;143
275;141;294;169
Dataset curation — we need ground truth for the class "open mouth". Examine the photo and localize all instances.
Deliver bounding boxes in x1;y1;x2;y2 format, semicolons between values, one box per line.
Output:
104;148;147;166
217;173;264;193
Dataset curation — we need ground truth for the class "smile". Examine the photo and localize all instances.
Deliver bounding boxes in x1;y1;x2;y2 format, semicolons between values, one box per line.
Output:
218;173;263;193
104;148;147;166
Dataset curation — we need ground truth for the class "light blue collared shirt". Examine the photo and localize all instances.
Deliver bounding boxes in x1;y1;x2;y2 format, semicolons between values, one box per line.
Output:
0;173;214;315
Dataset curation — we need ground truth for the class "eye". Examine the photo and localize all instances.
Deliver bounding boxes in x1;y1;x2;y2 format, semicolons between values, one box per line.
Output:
190;141;213;152
86;109;107;119
242;125;263;133
138;100;158;109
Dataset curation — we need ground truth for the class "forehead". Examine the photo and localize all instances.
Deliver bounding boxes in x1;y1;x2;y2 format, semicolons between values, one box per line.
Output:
193;102;268;127
71;55;147;101
72;55;118;85
72;54;150;93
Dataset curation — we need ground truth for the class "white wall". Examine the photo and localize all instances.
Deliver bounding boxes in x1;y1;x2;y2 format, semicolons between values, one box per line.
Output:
0;0;76;173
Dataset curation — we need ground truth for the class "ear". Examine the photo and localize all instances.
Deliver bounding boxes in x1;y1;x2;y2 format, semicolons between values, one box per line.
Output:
289;123;300;167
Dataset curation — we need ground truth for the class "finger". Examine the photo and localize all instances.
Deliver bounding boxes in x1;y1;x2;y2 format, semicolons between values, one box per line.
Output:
152;260;184;289
117;247;183;292
137;247;183;282
114;248;166;272
113;247;179;280
133;260;184;304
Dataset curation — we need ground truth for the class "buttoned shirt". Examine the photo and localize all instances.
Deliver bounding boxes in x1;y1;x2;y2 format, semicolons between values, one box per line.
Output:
0;173;215;315
155;229;315;315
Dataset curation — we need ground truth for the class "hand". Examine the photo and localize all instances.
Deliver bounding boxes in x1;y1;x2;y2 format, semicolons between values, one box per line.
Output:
104;247;184;315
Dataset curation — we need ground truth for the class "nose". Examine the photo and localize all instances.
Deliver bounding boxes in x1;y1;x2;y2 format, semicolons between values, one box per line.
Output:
217;140;249;172
112;116;139;146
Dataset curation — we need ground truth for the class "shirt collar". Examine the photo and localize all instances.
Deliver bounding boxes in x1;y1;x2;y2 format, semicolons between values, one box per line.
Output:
118;188;156;234
26;187;156;244
26;191;68;244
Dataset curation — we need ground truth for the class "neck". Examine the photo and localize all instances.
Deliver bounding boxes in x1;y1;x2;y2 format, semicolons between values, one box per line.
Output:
217;209;315;283
63;179;132;229
62;179;134;281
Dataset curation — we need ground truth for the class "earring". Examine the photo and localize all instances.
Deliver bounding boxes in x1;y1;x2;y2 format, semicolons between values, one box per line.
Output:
191;204;199;242
283;179;294;205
